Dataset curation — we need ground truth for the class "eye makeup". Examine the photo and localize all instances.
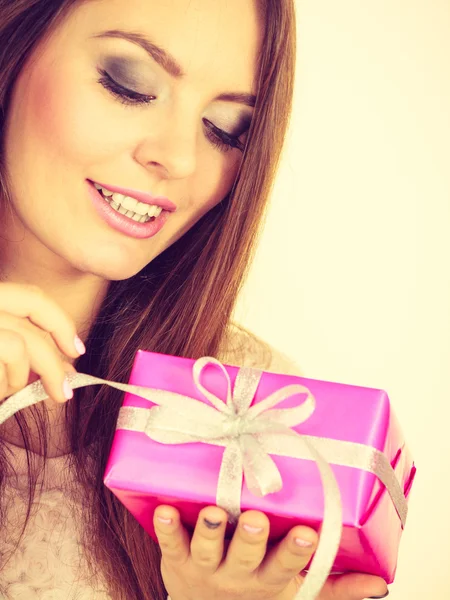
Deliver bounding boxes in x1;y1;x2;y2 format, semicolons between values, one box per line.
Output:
96;56;252;153
99;56;159;92
97;67;156;105
203;118;245;152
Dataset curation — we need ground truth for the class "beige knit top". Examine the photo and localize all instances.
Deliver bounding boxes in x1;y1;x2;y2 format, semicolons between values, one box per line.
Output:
0;328;301;600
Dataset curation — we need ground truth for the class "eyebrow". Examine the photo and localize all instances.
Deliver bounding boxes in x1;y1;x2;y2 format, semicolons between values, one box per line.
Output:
92;29;257;108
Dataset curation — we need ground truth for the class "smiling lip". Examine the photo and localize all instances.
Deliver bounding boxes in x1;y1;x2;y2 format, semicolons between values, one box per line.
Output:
87;180;171;240
90;180;177;212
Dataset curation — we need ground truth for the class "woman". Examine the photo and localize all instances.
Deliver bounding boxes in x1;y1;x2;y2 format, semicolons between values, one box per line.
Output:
0;1;390;599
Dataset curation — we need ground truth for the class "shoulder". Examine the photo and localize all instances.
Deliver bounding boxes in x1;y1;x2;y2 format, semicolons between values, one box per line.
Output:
218;323;302;376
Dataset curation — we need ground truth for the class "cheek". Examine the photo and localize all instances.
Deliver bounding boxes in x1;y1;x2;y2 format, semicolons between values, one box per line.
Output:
191;151;241;215
43;95;91;168
23;64;128;170
25;72;86;165
163;153;240;250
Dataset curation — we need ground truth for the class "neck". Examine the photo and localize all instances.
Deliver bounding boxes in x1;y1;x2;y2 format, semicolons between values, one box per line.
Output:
0;235;109;339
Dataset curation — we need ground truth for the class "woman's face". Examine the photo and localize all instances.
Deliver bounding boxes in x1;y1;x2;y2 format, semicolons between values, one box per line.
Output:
2;0;261;281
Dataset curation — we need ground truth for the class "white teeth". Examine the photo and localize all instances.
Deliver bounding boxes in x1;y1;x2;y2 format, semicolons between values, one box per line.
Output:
104;188;157;215
112;192;126;203
96;183;165;223
121;196;138;212
133;202;150;216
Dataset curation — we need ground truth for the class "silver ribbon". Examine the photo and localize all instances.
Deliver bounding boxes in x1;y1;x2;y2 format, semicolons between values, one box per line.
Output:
0;357;408;600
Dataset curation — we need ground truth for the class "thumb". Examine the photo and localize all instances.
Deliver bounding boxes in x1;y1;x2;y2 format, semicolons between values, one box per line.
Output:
330;573;389;600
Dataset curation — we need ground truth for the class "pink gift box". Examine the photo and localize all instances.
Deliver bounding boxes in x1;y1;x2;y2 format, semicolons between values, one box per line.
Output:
104;350;416;583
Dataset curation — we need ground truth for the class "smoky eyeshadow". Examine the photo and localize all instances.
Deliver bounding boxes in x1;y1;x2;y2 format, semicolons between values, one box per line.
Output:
100;55;253;135
101;56;158;92
235;114;252;136
212;112;253;137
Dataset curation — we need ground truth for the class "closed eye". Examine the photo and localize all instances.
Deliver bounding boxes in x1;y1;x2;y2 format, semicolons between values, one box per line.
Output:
97;69;247;153
97;68;155;105
203;119;246;153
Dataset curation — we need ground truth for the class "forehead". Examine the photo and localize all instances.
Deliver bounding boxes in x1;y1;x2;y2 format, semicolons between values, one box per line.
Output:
67;0;262;91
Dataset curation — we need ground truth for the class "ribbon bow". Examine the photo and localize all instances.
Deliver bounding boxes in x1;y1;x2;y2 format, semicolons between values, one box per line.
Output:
118;357;324;521
0;357;408;600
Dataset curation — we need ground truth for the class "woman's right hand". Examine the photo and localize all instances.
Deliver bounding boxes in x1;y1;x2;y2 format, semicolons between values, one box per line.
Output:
155;505;390;600
0;282;86;404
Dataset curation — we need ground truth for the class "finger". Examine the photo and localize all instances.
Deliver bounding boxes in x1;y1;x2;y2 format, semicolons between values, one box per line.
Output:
62;361;77;375
328;573;389;600
190;506;228;573
222;510;270;577
0;283;84;359
0;329;31;397
0;321;70;404
25;329;72;404
154;505;190;566
257;524;317;588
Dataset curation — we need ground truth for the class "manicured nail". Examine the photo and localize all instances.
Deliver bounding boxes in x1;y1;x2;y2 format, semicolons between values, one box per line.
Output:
157;516;173;525
74;335;86;355
369;592;389;599
204;518;222;529
242;523;264;534
63;378;74;401
294;537;314;548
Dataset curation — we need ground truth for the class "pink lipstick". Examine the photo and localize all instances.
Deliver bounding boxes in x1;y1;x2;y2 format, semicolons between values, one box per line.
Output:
93;181;177;212
87;180;174;240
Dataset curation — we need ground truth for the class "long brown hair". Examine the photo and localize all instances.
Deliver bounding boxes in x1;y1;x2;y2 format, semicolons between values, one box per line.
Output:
0;0;297;598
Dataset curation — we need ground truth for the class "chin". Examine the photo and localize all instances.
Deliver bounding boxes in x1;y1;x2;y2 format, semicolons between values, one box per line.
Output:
67;248;150;282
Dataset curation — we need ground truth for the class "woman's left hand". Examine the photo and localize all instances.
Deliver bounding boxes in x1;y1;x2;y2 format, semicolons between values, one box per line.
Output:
154;505;389;600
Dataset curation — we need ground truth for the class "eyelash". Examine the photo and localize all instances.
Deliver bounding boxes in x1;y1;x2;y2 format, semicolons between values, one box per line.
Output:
97;68;245;154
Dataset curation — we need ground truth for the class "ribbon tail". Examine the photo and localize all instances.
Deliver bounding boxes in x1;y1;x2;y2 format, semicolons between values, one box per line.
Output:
294;439;343;600
216;440;244;524
0;381;46;425
0;372;105;425
303;436;408;528
241;435;283;497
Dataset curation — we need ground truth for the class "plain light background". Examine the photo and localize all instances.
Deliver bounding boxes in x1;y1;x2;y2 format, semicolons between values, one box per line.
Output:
234;1;449;599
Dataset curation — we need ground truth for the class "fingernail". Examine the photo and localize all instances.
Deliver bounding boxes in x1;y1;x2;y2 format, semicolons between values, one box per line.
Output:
63;378;74;401
204;518;222;529
157;516;173;525
369;592;389;599
294;537;314;548
74;335;86;355
242;523;264;534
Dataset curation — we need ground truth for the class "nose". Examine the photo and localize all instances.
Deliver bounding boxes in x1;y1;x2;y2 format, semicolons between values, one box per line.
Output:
133;110;198;181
